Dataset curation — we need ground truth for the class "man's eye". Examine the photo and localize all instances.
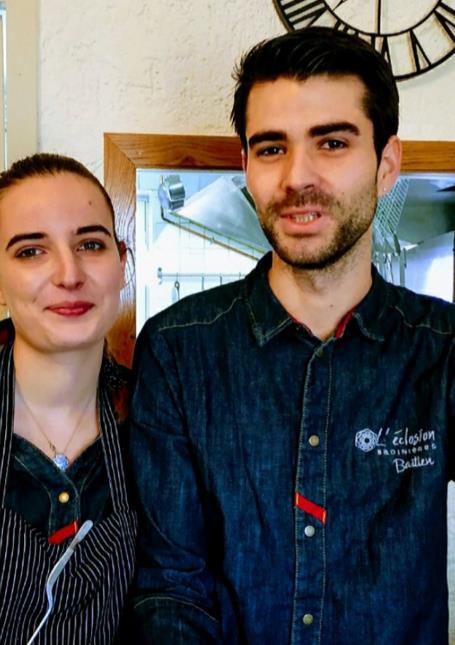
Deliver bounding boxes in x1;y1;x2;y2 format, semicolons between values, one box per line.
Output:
79;240;105;252
256;145;285;157
321;139;346;150
16;247;43;258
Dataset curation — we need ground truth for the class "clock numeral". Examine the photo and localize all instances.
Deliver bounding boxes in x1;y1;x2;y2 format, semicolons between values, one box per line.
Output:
283;0;330;28
409;31;432;72
376;36;391;66
333;19;359;37
434;2;455;43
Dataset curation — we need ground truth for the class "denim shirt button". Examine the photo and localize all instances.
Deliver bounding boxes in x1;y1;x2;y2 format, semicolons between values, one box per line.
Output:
303;614;314;625
58;491;70;504
308;434;320;447
304;525;315;537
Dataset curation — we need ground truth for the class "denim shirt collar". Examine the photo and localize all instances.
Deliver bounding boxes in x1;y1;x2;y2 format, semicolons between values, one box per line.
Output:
244;252;392;346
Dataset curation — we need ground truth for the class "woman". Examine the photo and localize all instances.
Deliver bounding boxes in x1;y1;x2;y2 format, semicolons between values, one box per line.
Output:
0;153;136;643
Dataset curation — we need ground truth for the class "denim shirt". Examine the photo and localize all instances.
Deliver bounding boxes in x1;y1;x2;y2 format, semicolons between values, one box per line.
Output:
129;253;455;645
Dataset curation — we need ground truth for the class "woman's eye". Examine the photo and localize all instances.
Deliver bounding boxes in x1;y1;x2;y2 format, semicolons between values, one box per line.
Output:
79;239;105;252
16;247;43;259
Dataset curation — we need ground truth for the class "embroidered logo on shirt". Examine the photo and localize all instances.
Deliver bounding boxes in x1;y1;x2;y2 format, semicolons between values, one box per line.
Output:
354;427;437;474
355;429;378;452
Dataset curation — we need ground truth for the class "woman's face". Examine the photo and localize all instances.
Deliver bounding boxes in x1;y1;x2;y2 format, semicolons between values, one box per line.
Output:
0;172;125;355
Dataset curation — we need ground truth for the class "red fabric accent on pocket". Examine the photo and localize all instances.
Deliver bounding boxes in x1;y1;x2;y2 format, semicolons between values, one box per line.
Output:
295;492;327;524
48;520;79;544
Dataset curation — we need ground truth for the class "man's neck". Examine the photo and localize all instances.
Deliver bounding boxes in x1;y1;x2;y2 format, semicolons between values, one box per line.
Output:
268;244;373;340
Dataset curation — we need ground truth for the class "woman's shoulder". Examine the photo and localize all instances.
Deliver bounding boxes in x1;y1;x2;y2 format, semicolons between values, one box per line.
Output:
100;353;131;425
0;318;14;351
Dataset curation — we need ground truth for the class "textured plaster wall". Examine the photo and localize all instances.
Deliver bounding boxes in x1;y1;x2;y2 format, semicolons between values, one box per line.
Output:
39;0;455;175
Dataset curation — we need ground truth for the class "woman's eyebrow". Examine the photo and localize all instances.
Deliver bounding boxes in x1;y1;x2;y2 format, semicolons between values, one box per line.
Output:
5;225;113;251
6;232;45;251
76;225;112;237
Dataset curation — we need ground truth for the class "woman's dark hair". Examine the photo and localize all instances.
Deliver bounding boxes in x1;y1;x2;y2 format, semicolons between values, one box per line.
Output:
231;27;399;162
0;152;121;248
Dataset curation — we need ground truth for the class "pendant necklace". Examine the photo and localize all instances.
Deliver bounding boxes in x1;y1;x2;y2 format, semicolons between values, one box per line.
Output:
16;387;96;472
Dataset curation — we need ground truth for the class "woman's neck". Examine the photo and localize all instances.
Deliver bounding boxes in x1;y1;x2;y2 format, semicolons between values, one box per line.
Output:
13;339;104;407
12;340;104;464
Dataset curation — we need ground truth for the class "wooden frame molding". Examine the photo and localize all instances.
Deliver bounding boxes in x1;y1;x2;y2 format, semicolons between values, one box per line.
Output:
104;133;455;366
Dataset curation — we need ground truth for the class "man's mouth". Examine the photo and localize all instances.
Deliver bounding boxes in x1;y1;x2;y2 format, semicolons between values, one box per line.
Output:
287;212;320;223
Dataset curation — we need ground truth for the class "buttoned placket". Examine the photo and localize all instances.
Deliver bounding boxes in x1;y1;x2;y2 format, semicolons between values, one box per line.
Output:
292;337;335;645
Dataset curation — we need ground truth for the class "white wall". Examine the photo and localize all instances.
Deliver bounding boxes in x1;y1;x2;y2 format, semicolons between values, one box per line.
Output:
39;0;455;177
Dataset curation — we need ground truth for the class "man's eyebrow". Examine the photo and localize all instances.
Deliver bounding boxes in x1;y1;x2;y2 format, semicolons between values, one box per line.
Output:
309;122;360;137
76;225;112;237
247;130;287;149
6;232;46;251
247;122;360;148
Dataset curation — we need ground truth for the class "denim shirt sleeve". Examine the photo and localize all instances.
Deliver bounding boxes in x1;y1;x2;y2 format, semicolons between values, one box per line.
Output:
128;325;223;643
448;339;455;481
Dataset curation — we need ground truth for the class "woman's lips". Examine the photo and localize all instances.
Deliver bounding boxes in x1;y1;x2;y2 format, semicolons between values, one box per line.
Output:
47;302;94;316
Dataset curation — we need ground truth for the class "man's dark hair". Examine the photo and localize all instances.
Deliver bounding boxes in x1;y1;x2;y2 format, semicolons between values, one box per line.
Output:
231;27;399;161
0;152;121;247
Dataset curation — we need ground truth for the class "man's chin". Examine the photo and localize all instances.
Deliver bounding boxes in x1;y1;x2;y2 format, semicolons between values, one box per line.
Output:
273;242;341;271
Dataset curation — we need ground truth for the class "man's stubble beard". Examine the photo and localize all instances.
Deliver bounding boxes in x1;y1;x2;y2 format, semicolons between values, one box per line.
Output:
257;183;378;271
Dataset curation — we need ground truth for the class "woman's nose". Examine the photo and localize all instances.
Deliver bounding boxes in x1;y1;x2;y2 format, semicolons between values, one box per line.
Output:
52;250;85;289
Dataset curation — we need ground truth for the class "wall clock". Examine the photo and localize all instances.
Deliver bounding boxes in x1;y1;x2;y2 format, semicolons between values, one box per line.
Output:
273;0;455;80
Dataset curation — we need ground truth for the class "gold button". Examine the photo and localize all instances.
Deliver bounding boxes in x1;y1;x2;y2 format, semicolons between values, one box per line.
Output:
303;614;314;625
58;492;70;504
308;435;320;447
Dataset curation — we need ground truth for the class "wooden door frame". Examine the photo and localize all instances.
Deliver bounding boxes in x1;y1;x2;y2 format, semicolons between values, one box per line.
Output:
104;133;455;366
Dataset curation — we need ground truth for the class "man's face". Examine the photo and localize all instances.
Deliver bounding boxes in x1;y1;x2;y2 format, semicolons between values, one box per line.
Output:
243;75;395;270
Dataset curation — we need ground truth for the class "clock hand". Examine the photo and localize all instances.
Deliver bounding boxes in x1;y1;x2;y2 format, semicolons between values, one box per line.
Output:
377;0;382;34
333;0;350;9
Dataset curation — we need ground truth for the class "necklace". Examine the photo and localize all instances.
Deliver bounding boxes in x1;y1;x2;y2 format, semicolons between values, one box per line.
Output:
16;386;96;472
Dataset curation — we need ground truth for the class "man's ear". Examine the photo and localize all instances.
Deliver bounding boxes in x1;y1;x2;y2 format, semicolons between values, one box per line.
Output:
241;148;247;173
377;135;402;196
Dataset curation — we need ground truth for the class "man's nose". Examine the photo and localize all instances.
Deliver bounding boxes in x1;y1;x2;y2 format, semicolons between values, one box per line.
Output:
281;149;319;193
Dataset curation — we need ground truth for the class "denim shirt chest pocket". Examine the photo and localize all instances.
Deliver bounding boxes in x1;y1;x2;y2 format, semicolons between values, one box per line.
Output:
324;330;448;511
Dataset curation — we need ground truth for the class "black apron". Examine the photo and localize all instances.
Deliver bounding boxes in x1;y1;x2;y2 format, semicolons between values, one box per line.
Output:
0;342;137;644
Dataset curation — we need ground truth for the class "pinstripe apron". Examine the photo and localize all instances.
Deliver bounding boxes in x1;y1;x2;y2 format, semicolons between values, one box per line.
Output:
0;342;137;644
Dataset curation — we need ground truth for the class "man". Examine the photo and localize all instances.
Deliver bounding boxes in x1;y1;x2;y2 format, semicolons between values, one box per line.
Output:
129;27;455;644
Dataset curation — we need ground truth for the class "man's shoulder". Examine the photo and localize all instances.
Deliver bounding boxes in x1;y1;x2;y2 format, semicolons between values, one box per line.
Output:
385;281;455;335
141;279;246;337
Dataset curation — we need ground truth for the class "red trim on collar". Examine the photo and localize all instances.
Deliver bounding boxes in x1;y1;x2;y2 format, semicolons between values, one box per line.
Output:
290;308;354;339
295;492;327;524
335;309;354;338
48;520;79;544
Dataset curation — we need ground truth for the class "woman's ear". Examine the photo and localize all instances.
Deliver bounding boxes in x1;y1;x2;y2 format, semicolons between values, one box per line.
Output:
118;241;127;289
377;135;402;196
